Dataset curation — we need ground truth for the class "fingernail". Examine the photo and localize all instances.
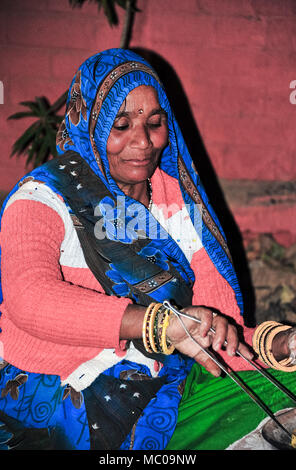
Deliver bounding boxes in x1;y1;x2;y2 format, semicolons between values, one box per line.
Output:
213;341;221;351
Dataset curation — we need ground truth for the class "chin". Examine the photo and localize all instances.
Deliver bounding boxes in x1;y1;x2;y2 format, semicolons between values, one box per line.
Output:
125;165;155;183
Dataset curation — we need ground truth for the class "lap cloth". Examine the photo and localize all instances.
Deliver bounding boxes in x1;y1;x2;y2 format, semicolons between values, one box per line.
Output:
167;364;296;450
1;360;296;450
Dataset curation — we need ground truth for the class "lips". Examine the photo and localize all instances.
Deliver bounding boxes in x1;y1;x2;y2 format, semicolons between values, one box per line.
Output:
123;158;152;166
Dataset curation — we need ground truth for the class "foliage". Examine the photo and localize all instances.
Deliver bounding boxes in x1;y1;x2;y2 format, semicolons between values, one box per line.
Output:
69;0;139;26
8;94;66;168
8;0;138;168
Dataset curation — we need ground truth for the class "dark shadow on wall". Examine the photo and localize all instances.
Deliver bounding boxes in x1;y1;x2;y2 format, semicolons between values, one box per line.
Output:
132;47;256;328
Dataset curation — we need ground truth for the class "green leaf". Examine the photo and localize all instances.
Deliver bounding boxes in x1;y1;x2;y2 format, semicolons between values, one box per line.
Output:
34;136;49;167
8;111;36;120
18;101;41;115
68;0;87;8
101;0;118;25
49;91;67;114
25;128;43;165
115;0;125;7
115;0;140;12
10;122;39;157
9;93;64;166
35;97;51;116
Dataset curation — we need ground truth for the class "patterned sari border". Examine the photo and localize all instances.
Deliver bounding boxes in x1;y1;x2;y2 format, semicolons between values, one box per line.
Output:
133;271;174;294
177;155;232;262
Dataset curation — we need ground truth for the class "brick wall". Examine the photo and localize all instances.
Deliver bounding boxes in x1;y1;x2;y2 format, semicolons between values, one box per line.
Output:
0;0;295;239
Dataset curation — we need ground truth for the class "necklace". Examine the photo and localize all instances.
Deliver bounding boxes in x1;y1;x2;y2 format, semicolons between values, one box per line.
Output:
147;178;153;211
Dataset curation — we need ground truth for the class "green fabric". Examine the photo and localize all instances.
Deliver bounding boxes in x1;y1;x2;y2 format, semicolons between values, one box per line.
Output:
167;364;296;450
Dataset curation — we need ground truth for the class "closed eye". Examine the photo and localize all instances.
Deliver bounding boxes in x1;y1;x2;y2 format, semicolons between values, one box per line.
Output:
147;111;167;128
113;123;129;131
147;121;162;128
112;115;129;131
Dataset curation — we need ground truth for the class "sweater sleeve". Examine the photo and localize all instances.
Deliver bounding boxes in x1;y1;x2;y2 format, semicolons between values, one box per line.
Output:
191;247;256;371
0;198;132;349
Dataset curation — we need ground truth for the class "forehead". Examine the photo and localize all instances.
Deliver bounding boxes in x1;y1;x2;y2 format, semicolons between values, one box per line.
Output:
118;85;160;112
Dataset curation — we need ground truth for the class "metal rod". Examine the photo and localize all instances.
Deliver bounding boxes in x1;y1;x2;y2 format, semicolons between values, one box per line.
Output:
236;351;296;405
163;300;296;405
163;300;294;439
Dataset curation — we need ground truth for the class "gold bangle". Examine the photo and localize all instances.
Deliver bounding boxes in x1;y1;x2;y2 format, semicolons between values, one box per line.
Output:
156;306;168;340
252;321;278;355
265;324;296;372
258;324;282;367
159;308;175;355
148;303;163;354
142;303;156;353
142;302;176;356
253;321;296;372
153;305;166;353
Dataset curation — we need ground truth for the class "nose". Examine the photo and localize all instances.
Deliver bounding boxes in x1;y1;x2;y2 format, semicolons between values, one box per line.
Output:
131;124;151;150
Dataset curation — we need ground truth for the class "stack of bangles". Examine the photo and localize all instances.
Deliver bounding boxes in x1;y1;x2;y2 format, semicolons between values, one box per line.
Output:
142;303;175;355
253;321;296;372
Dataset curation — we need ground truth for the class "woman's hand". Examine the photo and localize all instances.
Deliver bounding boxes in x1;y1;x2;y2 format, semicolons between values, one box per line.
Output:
272;327;296;363
166;306;253;377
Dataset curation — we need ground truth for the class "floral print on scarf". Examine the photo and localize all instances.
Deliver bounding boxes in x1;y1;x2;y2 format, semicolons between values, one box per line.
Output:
67;70;87;126
56;120;74;151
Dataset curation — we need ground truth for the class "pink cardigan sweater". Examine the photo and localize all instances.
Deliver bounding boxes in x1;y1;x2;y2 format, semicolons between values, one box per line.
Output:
0;168;254;380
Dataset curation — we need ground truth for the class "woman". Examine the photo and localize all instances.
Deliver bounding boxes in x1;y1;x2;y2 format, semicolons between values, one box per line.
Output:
0;48;295;450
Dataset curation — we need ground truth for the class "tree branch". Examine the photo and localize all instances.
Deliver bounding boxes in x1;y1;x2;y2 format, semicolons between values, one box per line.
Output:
120;0;134;49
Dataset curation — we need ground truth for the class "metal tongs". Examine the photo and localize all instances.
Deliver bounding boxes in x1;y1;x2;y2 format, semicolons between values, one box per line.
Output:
163;300;296;442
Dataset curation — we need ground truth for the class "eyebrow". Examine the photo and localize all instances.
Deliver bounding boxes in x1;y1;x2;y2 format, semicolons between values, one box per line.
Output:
114;107;167;120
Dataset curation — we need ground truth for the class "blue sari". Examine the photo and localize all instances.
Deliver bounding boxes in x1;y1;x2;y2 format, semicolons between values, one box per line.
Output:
0;49;244;450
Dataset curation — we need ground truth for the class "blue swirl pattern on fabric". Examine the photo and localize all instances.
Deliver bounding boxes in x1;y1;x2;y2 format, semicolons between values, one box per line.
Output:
0;364;90;450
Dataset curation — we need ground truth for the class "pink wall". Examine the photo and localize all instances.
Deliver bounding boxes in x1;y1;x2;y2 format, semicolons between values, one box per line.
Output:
0;0;295;237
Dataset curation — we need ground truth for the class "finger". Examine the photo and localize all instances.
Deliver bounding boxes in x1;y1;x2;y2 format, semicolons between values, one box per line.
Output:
194;350;222;377
225;324;239;357
237;342;254;361
211;316;228;351
198;308;215;338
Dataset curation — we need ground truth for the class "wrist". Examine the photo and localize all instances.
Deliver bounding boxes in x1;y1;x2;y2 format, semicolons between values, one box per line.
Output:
253;321;296;372
142;303;175;355
120;304;146;340
272;329;290;361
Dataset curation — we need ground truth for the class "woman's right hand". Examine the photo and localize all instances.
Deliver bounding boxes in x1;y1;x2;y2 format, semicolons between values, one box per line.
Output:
166;305;253;377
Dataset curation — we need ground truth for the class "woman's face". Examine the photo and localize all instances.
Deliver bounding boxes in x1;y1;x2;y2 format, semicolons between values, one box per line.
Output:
106;85;168;187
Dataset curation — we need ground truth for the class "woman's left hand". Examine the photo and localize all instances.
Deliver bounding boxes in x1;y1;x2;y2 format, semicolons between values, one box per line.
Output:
166;305;254;377
272;327;296;363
